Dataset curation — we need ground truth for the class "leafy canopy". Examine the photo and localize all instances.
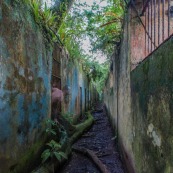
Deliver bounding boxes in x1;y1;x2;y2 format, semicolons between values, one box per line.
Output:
14;0;124;93
59;0;124;56
58;0;124;93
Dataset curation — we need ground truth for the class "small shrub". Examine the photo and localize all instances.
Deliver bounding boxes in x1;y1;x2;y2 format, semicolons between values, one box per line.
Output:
41;140;67;163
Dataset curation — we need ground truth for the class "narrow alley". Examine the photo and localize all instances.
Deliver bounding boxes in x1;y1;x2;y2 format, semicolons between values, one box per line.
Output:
59;103;125;173
1;0;173;172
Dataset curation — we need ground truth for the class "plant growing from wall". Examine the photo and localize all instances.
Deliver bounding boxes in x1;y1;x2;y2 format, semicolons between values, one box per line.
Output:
29;0;58;44
12;0;73;46
13;0;123;93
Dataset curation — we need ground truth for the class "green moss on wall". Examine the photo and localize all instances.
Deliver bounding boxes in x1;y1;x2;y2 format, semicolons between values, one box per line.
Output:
131;36;173;173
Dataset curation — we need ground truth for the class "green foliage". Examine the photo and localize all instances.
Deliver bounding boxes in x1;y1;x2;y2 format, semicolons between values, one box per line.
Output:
45;118;58;136
29;0;58;30
58;0;124;93
41;118;68;163
30;0;42;22
59;0;124;57
13;0;124;93
62;112;73;124
42;3;57;29
13;0;69;45
89;61;109;94
41;140;67;163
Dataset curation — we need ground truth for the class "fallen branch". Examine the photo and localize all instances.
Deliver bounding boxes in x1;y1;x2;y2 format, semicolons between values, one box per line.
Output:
97;152;112;158
82;134;94;138
72;147;111;173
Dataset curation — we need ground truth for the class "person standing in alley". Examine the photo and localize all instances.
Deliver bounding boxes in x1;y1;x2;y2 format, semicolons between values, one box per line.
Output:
51;83;63;121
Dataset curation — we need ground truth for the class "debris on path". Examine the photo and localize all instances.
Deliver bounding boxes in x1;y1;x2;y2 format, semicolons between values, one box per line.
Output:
59;103;125;173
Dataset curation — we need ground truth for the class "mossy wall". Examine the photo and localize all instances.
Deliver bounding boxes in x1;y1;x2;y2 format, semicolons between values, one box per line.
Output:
104;8;173;172
104;53;118;132
131;36;173;173
0;1;52;172
104;10;135;173
0;1;96;172
61;54;92;119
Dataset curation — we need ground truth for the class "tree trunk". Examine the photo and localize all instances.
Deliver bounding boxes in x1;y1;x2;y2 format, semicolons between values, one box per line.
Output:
72;147;111;173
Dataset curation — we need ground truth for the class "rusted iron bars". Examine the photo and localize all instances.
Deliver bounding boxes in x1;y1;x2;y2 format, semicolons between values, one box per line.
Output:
131;0;156;49
151;0;153;51
168;0;170;36
148;2;150;52
145;4;147;55
141;0;150;16
154;0;156;47
158;0;160;45
162;0;165;41
132;0;173;56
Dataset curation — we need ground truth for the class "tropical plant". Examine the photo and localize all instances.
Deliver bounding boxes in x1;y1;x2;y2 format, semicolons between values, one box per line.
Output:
59;0;124;57
62;112;73;124
42;2;57;29
41;139;67;163
58;0;124;93
14;0;124;93
45;118;58;136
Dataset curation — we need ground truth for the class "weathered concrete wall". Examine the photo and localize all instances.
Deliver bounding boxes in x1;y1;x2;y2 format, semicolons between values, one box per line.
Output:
104;56;118;132
61;55;91;119
131;36;173;173
0;1;52;172
104;11;135;173
104;8;173;173
0;1;95;172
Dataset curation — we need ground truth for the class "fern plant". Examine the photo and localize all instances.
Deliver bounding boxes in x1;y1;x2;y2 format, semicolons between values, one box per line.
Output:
30;0;42;23
42;3;57;29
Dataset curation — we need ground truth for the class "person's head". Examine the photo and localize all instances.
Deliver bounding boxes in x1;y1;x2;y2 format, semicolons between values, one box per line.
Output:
52;81;58;88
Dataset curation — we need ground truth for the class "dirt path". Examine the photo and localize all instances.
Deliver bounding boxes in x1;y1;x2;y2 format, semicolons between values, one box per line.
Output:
59;103;125;173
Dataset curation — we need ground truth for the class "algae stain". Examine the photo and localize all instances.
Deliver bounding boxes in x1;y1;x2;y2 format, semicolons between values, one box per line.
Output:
147;123;161;147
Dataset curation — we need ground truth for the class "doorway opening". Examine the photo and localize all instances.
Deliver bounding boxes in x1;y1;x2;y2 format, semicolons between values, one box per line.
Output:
51;45;62;120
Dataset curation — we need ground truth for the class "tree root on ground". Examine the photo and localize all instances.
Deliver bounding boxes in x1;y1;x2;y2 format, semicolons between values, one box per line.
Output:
31;112;94;173
72;147;111;173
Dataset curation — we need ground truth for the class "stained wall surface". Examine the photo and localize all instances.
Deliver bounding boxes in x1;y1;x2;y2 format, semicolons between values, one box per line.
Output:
104;11;135;173
61;55;91;119
0;1;95;172
0;1;52;172
104;8;173;173
131;36;173;173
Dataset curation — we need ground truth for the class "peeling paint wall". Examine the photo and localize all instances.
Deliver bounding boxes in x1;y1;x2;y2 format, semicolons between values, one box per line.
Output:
61;54;93;120
104;9;173;173
0;1;52;172
0;1;96;172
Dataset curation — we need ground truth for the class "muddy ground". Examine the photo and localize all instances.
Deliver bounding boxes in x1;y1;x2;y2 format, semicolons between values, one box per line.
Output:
59;103;125;173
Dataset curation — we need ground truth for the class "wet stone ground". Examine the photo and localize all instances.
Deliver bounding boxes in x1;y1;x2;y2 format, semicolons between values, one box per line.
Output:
59;103;125;173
